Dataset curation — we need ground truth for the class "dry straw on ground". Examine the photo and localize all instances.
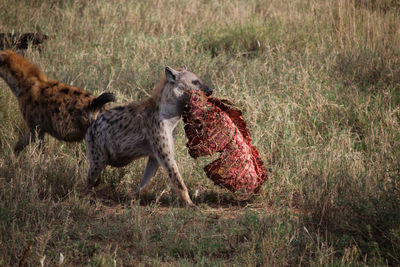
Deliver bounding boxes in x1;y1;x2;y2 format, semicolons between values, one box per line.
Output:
0;0;399;265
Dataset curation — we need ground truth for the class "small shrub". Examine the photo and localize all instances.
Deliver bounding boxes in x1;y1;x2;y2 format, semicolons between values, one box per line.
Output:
195;20;281;57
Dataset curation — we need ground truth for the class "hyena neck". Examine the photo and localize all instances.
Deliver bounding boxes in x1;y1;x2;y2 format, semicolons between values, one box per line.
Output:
156;86;184;130
157;101;182;130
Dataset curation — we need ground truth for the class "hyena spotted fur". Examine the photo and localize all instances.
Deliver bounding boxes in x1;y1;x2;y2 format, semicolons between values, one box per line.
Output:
0;50;115;153
85;67;213;206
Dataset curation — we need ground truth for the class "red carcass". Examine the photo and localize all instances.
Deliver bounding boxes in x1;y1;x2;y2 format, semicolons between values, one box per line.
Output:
183;90;267;194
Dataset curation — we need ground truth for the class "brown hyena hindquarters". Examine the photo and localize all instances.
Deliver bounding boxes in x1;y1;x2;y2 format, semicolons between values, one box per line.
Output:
0;50;115;154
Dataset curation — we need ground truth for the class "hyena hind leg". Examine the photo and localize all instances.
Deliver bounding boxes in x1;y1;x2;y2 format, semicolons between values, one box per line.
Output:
85;159;107;188
14;128;44;154
139;156;159;197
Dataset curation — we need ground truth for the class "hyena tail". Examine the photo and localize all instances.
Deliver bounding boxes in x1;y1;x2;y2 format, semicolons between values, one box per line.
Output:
90;92;116;111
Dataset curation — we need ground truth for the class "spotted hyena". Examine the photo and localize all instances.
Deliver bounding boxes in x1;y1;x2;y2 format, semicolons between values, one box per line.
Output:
85;67;213;206
0;50;115;153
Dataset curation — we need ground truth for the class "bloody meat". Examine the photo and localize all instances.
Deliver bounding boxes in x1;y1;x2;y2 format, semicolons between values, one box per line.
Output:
183;90;267;194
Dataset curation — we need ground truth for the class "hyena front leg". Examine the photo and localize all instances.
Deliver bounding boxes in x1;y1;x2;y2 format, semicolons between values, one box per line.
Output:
14;128;44;154
151;130;194;206
139;156;159;196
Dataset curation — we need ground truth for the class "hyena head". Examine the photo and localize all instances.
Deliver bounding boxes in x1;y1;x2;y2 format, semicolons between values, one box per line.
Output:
164;66;213;104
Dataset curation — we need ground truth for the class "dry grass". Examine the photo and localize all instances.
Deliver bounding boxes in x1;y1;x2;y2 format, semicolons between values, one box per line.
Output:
1;0;400;265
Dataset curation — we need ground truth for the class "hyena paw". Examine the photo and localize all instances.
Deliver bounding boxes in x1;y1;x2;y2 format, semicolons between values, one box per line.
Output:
85;178;100;189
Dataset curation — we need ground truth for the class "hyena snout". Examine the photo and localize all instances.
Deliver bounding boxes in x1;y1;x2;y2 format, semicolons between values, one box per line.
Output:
201;84;213;96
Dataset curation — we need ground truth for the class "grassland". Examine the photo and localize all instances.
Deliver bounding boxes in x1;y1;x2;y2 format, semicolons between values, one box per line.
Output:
1;0;400;266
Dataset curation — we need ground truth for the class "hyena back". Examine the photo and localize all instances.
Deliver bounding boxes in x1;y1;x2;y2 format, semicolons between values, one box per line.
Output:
85;66;213;206
0;50;115;153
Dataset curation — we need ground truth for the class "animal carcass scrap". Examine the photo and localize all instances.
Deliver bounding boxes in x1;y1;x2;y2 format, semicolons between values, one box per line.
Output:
183;90;267;194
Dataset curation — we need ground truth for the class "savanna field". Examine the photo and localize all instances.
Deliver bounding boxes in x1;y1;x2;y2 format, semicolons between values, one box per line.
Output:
1;0;400;266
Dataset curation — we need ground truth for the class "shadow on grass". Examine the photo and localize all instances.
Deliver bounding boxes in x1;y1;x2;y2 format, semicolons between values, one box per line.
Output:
84;184;255;209
331;47;400;91
301;170;400;265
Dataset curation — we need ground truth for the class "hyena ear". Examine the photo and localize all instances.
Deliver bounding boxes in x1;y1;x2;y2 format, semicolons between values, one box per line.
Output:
165;66;180;83
16;49;26;57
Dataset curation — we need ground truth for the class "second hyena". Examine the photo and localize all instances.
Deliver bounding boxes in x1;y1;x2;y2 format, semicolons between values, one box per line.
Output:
0;50;115;153
85;67;213;206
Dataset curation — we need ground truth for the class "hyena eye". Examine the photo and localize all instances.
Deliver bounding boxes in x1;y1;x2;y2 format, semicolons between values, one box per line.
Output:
192;80;200;86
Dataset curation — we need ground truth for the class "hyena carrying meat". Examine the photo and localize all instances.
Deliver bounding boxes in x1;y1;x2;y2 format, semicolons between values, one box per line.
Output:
85;67;213;206
0;50;115;153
